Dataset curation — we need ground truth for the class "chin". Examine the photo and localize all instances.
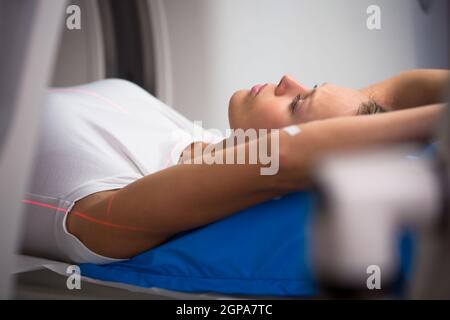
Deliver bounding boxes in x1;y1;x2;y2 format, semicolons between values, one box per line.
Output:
227;94;241;123
229;90;246;107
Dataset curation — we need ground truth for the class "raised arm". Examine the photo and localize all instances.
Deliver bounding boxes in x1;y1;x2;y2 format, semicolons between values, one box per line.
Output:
67;104;444;259
360;69;449;111
283;103;444;185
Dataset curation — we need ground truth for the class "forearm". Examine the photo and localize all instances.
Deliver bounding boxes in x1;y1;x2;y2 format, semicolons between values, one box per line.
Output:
109;135;291;236
360;69;449;110
283;104;445;187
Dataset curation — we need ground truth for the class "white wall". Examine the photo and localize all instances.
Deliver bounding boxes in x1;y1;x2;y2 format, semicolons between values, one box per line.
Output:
159;0;449;131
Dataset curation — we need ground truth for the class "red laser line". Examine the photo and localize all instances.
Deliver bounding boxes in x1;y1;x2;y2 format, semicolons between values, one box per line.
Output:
21;199;152;233
106;191;117;217
70;211;151;233
22;199;66;212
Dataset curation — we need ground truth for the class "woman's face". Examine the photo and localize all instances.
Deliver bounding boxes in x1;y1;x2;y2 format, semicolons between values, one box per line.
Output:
228;75;369;130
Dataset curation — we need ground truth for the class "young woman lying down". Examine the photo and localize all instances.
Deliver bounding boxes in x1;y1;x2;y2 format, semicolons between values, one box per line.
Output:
26;69;448;263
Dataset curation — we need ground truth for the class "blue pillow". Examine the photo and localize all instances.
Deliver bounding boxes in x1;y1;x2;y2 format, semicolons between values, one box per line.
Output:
80;192;319;296
79;191;413;297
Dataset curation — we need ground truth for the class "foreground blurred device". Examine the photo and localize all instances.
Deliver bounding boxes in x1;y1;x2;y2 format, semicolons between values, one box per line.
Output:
411;98;450;299
312;105;450;298
0;0;67;299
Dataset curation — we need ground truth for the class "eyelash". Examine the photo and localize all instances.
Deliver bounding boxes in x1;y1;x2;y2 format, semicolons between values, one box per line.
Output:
289;94;303;114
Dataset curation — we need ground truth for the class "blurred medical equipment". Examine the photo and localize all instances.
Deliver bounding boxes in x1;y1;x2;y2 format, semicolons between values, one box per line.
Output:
52;0;158;96
0;0;67;299
312;105;450;299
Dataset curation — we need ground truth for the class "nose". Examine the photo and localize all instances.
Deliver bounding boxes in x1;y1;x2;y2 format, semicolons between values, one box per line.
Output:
275;75;309;96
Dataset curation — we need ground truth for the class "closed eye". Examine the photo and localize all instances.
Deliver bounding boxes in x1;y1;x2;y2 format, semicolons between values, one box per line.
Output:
289;94;303;114
290;85;322;114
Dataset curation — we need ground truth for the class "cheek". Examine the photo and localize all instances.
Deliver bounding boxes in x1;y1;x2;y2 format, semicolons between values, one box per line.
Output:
320;89;364;119
307;93;354;121
229;94;292;129
326;95;360;118
255;105;290;128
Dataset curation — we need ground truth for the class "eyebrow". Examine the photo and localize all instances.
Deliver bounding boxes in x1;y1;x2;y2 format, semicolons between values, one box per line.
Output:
304;85;320;99
291;83;324;112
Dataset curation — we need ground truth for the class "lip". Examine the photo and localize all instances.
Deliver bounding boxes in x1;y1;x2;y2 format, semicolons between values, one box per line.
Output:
251;83;268;97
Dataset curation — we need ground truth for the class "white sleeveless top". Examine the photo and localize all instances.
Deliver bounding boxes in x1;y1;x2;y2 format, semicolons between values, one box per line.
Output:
20;79;223;263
